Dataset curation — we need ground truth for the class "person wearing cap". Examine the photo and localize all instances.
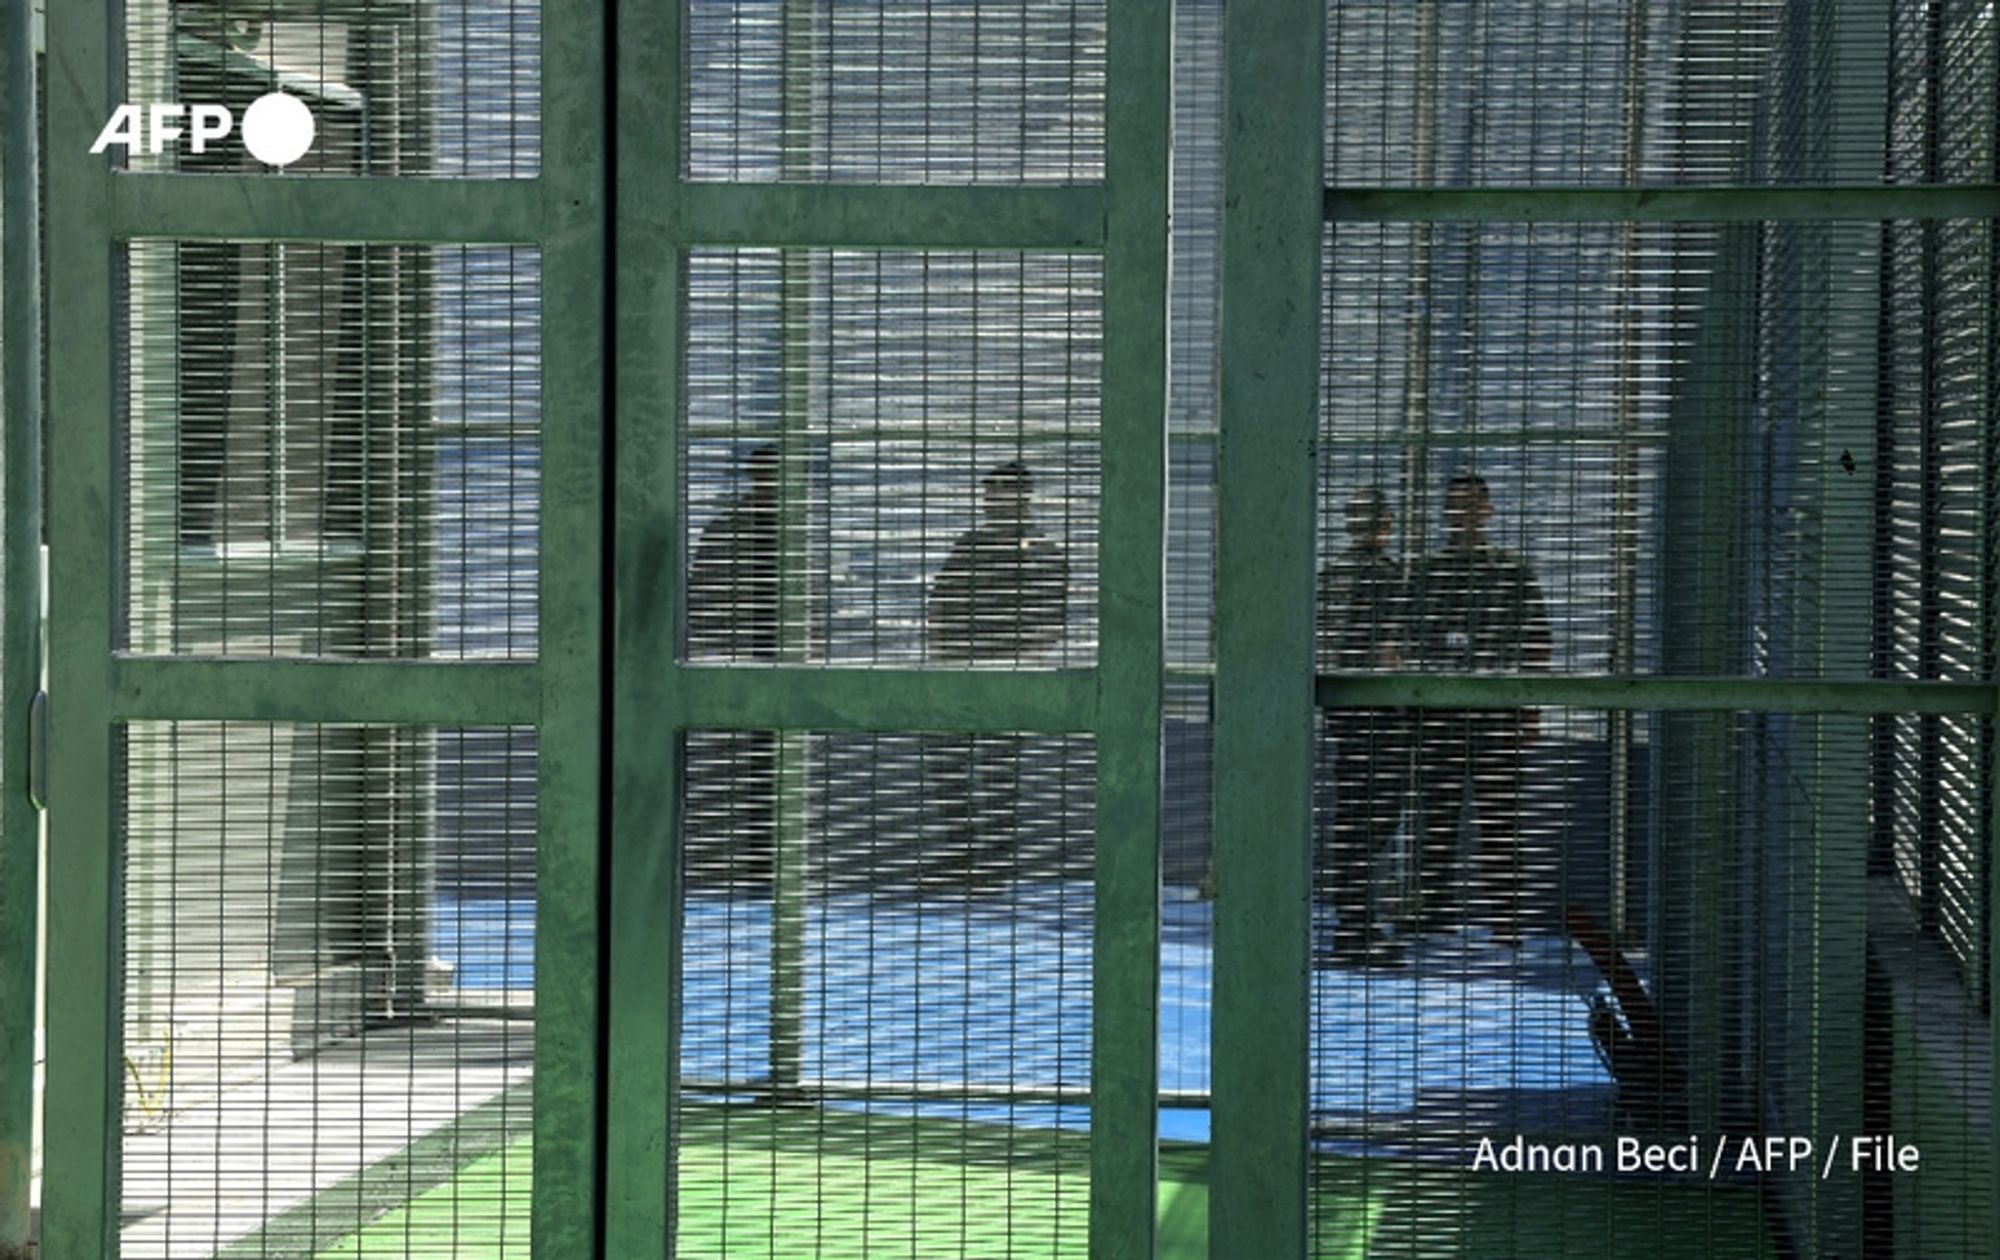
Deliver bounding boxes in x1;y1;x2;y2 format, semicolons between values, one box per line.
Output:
924;460;1071;888
928;460;1070;663
1406;472;1552;944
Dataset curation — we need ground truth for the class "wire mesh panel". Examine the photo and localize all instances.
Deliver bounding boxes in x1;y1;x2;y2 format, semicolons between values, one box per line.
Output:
121;240;541;659
676;729;1094;1255
1319;221;1672;677
1309;214;1994;1252
1317;216;1941;684
1877;0;1997;1003
682;249;1102;669
685;0;1106;182
1302;710;1895;1257
1322;0;1959;188
122;1;541;178
1296;0;1998;1252
118;722;536;1258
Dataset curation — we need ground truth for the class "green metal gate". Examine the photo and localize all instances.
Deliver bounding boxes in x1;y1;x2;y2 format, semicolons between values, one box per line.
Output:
41;1;603;1255
604;0;1168;1256
18;0;2000;1257
35;0;1172;1256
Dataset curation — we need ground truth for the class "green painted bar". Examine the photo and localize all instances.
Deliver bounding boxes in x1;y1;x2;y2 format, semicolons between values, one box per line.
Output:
532;1;606;1255
673;665;1098;733
1315;673;1995;716
1326;183;2000;224
1093;0;1170;1253
605;0;683;1247
41;0;123;1251
1212;0;1325;1252
0;0;43;1248
677;182;1106;249
1320;425;1667;448
108;659;541;724
107;175;541;244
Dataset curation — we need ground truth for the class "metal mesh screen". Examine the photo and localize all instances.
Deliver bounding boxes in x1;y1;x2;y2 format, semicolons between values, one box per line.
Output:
1319;219;1691;679
1305;1;1996;1253
118;722;536;1257
121;240;541;660
1877;0;1996;994
122;1;541;178
1301;710;1895;1255
1321;0;1969;188
1310;209;1993;1250
683;249;1101;669
1315;214;1907;684
677;729;1095;1253
685;0;1106;182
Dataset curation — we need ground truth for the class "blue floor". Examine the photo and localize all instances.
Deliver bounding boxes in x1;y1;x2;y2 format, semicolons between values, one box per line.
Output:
433;886;1613;1144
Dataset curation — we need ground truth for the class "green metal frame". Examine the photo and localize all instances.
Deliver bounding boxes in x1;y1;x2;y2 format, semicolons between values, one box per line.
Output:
21;1;2000;1257
607;2;1170;1256
40;1;606;1255
0;0;43;1253
1212;1;1327;1256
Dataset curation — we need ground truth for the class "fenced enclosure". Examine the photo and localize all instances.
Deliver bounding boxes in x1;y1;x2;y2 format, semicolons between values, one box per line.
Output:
5;0;1996;1257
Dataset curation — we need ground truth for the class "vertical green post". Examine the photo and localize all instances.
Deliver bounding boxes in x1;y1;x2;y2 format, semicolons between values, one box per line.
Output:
1212;0;1325;1253
0;0;43;1250
41;0;123;1252
1095;0;1170;1254
533;0;609;1254
607;0;686;1249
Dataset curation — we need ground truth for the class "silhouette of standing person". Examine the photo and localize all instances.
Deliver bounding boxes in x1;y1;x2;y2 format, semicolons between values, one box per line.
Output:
684;444;782;888
1407;473;1552;942
925;460;1070;888
928;460;1070;663
1317;487;1412;965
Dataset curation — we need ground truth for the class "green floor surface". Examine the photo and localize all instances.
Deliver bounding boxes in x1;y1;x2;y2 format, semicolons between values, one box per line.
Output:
317;1109;1771;1258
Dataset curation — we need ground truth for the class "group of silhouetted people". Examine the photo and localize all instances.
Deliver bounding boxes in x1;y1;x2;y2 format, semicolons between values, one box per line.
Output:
1318;473;1551;966
685;451;1070;890
684;450;1552;936
687;450;1069;666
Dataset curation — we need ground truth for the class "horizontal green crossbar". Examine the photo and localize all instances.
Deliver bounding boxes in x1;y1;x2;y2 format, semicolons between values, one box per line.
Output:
1327;183;2000;224
108;174;541;243
110;658;540;724
676;183;1106;249
674;666;1097;733
1317;673;1997;715
106;176;1108;250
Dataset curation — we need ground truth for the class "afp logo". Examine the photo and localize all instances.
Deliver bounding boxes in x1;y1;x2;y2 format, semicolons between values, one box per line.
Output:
91;92;316;168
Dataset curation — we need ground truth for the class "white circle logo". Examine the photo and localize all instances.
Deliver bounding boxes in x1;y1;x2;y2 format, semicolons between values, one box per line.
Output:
240;93;316;167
